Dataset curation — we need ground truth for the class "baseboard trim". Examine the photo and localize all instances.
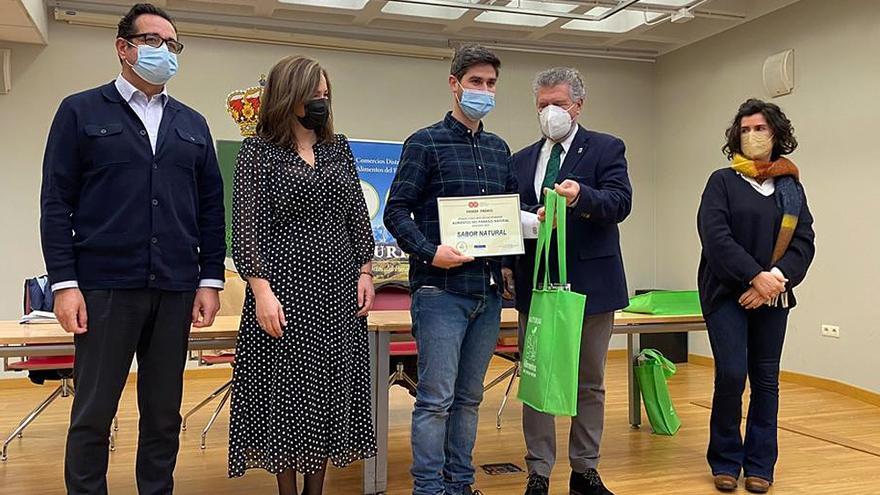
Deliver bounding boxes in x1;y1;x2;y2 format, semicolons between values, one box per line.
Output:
688;353;880;408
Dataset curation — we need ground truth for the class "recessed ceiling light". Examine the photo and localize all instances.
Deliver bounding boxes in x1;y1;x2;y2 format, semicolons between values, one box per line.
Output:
563;6;664;33
645;0;692;6
475;1;577;28
382;1;467;20
277;0;369;10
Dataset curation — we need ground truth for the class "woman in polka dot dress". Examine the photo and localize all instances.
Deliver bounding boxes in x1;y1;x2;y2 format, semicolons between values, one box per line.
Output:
229;55;377;495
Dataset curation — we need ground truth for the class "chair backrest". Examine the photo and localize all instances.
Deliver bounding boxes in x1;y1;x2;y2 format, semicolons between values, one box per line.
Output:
373;285;411;311
23;275;53;314
19;277;69;371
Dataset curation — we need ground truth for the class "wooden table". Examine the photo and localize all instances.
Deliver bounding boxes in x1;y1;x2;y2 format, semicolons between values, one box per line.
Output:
0;309;705;495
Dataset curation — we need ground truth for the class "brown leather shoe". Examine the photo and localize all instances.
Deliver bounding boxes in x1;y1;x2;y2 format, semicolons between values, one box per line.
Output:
744;477;771;493
714;474;738;492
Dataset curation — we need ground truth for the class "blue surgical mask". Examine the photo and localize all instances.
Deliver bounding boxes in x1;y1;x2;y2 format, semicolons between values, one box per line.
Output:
457;83;495;121
126;42;178;85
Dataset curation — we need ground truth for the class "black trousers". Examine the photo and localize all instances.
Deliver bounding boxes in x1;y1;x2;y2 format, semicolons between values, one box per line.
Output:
64;289;195;495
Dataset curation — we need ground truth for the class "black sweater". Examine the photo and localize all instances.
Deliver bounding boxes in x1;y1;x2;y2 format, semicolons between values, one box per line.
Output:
697;168;815;316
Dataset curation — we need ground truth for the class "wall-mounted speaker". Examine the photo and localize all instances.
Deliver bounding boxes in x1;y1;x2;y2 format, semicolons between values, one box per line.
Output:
0;49;10;95
763;49;794;98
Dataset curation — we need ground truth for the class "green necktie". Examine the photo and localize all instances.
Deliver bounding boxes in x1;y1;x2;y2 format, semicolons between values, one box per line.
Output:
541;142;564;196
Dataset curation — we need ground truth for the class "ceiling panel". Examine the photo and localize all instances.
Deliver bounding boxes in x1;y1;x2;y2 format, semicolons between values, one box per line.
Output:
368;18;451;33
42;0;805;61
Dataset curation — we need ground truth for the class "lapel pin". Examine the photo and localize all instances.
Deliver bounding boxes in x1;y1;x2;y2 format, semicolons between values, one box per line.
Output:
577;147;584;154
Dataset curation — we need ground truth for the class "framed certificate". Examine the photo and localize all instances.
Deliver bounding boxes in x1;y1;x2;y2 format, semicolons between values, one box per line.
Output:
437;194;525;257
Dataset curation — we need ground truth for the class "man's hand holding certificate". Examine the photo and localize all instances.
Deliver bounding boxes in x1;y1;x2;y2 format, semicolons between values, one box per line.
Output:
437;194;526;258
432;245;474;269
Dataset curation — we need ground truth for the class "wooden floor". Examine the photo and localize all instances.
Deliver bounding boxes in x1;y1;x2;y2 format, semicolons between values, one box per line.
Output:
1;356;879;494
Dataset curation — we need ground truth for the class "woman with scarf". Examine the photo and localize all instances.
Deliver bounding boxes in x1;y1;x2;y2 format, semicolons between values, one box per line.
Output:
697;99;815;493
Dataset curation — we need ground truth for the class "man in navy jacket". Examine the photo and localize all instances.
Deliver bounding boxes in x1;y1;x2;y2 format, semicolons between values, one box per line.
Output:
509;68;631;495
39;4;225;494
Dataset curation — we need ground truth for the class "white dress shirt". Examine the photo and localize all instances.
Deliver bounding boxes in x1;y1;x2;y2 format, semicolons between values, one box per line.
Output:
114;74;167;153
52;75;223;292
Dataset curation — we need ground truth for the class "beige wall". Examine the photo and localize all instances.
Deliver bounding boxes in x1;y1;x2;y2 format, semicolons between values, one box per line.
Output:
1;1;877;393
0;21;656;353
655;0;880;392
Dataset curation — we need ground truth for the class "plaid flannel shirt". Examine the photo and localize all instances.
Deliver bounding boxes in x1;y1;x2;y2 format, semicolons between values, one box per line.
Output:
384;112;516;295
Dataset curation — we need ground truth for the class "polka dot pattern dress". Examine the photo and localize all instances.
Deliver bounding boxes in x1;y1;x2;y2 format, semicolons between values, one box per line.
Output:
228;135;376;477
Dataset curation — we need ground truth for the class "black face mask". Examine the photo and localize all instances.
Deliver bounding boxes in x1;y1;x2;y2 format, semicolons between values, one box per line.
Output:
298;98;330;130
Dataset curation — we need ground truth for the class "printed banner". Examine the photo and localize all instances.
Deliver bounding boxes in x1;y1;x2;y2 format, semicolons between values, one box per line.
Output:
217;138;408;287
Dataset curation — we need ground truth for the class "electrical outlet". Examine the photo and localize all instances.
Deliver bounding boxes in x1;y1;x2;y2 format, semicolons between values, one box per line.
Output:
821;324;840;339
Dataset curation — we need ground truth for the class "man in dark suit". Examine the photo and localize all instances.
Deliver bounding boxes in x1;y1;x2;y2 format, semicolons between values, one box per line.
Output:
508;67;632;495
39;4;225;494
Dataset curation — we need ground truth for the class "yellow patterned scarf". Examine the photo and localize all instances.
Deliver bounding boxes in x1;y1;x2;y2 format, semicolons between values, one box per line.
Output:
731;154;803;308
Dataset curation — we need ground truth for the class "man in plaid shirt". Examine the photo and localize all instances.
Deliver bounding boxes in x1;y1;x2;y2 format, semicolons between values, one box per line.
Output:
384;45;516;495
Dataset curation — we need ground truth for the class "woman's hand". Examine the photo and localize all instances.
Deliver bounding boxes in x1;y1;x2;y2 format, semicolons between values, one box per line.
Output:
739;287;769;310
357;272;375;317
750;271;786;300
255;291;286;338
249;278;286;338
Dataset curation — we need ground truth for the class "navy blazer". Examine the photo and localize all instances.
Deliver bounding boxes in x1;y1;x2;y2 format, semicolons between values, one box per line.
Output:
510;125;632;316
40;82;226;291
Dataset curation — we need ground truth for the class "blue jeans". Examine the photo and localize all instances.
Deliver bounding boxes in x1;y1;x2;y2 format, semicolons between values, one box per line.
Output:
410;287;502;495
705;297;789;483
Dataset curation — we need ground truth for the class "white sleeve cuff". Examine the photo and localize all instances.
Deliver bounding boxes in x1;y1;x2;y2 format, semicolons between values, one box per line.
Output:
51;280;79;292
53;280;225;291
770;267;787;291
520;210;540;239
199;279;225;290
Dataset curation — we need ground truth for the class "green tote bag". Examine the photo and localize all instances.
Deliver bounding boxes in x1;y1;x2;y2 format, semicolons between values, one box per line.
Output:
624;290;702;315
517;190;587;416
634;348;682;435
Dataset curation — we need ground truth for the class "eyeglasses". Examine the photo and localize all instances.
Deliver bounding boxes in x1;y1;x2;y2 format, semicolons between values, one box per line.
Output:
124;33;184;55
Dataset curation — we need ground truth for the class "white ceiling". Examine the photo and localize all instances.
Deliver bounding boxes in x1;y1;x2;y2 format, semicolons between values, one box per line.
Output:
4;0;802;61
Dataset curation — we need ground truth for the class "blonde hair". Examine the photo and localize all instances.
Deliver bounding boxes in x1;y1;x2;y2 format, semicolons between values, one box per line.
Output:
257;55;335;149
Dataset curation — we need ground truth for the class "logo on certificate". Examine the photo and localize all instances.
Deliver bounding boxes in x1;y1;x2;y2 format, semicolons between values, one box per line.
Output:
456;241;469;252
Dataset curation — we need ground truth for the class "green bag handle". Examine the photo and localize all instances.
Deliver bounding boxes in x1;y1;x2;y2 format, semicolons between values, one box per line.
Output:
639;349;677;379
531;192;550;289
532;191;553;289
531;190;569;290
556;190;568;284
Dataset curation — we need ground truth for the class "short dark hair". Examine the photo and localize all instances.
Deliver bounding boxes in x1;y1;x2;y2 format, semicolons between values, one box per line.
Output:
117;3;177;39
723;98;798;160
450;45;501;81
